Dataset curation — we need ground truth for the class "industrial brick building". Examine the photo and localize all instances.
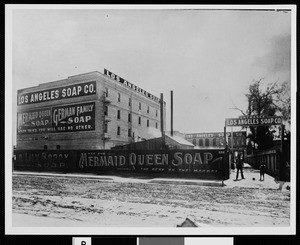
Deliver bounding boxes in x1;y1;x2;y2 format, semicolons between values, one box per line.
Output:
16;69;166;150
185;131;247;149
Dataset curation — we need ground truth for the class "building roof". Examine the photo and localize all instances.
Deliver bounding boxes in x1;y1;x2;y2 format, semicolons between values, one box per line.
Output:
165;133;195;147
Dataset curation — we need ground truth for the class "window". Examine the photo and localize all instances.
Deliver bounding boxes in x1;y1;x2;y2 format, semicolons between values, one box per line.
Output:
199;139;203;146
139;102;142;110
104;122;108;133
118;93;121;102
138;117;141;125
129;98;132;106
213;138;217;146
117;110;120;119
128;128;131;137
105;87;108;97
219;138;224;146
192;139;197;145
56;145;60;150
104;106;108;116
156;110;158;117
44;145;48;150
147;106;150;113
155;122;158;129
147;119;149;127
205;139;209;146
117;126;120;136
128;113;131;122
133;132;135;139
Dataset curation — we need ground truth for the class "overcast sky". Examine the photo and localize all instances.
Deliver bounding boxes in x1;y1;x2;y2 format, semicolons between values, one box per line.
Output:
10;6;292;141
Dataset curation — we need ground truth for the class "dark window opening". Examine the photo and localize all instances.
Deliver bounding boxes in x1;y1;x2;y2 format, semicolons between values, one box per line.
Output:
104;106;108;116
128;113;131;122
199;139;203;146
192;139;197;145
117;126;120;136
118;93;121;102
205;139;210;146
43;145;48;150
128;128;131;137
56;145;61;150
147;119;149;127
138;117;141;125
117;110;120;119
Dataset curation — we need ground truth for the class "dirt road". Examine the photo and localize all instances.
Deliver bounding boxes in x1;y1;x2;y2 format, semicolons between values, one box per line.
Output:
12;173;290;227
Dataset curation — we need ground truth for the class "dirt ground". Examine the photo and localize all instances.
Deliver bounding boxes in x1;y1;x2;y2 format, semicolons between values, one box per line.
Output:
12;173;290;227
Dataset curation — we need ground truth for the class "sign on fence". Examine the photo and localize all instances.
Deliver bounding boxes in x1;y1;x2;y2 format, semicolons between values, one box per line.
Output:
14;149;229;180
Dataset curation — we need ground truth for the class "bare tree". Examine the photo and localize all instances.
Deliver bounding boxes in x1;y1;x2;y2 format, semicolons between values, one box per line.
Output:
232;79;291;152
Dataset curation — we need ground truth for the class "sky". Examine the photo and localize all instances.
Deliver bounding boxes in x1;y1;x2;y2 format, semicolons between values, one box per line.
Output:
9;6;293;143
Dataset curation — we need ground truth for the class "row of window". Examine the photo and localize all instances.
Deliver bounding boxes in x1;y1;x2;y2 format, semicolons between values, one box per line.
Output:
104;106;158;127
117;126;133;137
192;138;225;147
105;88;158;116
104;121;158;137
191;137;245;147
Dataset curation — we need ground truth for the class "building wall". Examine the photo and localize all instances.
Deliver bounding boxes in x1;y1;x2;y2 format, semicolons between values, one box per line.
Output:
16;71;166;150
185;132;246;149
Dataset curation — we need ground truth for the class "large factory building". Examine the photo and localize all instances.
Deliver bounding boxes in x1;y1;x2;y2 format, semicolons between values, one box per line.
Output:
16;69;166;150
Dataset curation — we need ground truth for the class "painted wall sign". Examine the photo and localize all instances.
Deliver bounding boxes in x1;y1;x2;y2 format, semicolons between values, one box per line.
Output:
15;150;75;171
226;116;283;127
185;132;246;139
51;102;95;132
14;149;229;180
17;108;52;134
104;68;163;104
17;81;96;105
185;132;247;148
17;102;95;134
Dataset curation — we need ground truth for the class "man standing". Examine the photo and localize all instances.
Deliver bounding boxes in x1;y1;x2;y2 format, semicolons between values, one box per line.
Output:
235;154;245;180
259;162;266;181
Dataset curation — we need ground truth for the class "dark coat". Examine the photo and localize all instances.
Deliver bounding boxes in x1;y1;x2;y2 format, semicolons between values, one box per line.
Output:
236;158;243;169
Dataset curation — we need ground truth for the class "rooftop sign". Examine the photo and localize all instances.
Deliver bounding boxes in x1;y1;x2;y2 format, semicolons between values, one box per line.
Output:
104;68;162;104
226;116;283;127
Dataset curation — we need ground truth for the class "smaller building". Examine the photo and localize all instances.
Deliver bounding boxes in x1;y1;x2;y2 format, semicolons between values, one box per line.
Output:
112;133;195;150
185;131;247;149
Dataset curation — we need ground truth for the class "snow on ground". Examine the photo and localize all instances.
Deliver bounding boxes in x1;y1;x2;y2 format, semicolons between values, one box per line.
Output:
11;166;290;227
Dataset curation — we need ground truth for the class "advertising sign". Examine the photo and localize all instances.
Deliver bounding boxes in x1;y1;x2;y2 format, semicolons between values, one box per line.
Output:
17;108;52;134
225;116;283;127
14;150;75;171
104;68;162;104
17;102;95;134
14;149;229;180
17;81;96;105
186;132;246;139
77;149;228;179
52;102;95;132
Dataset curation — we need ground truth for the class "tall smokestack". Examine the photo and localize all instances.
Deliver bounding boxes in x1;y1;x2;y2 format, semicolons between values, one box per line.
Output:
171;90;173;136
160;93;164;138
